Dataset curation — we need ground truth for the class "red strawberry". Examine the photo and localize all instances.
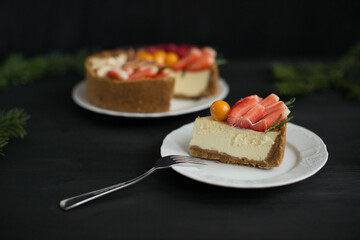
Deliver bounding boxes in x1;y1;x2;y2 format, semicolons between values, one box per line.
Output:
227;98;258;127
260;93;280;107
128;67;157;80
147;46;157;54
234;95;262;107
107;69;120;79
251;119;267;132
263;101;287;116
165;43;178;53
172;48;202;70
186;56;214;71
243;104;265;124
263;108;290;127
201;47;216;58
232;104;265;129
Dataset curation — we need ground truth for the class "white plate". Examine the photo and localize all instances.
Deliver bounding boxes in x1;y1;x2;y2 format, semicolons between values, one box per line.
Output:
72;79;229;118
160;122;328;188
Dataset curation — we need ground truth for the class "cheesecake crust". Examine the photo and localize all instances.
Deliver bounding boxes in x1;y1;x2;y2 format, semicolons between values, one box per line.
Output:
189;124;287;169
85;50;175;113
174;63;219;99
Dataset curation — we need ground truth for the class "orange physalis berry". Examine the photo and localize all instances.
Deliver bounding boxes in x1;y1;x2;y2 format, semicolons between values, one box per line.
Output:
210;100;231;121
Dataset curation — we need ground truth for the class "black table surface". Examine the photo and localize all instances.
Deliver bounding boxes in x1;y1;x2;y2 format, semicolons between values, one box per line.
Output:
1;60;359;240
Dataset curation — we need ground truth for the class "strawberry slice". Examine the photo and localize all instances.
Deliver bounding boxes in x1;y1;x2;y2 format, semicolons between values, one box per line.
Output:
234;95;262;107
172;48;202;70
201;47;216;58
260;93;280;107
263;108;290;126
107;68;129;80
243;104;265;124
128;67;157;81
263;101;287;116
186;56;214;71
107;69;120;79
251;119;267;132
227;98;259;127
231;104;265;129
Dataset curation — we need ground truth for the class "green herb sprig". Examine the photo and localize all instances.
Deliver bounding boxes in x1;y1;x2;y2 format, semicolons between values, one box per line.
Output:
272;42;360;100
0;109;30;156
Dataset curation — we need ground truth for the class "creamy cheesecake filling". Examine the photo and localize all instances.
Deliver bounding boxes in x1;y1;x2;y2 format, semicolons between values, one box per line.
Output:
189;117;280;161
174;69;210;97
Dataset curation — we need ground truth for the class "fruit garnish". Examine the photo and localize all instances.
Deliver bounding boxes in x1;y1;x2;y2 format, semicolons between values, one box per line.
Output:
210;100;231;121
201;47;217;58
165;52;179;67
263;101;286;116
227;93;294;132
164;43;178;53
136;52;153;61
107;69;120;79
153;50;167;65
234;95;262;106
172;48;202;70
128;66;157;80
260;93;279;107
147;46;157;54
107;68;129;80
186;56;214;71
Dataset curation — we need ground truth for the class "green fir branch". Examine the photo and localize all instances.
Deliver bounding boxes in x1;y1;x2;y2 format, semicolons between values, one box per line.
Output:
0;109;30;156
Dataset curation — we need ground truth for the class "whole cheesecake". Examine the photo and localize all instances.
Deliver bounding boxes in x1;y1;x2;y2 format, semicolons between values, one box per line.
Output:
85;44;220;113
189;94;293;169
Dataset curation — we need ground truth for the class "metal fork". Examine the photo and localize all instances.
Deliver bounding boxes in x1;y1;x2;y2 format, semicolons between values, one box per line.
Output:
59;155;205;211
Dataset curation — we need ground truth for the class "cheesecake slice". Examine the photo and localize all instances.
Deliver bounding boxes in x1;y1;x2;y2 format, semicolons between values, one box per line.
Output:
189;117;286;168
188;94;293;169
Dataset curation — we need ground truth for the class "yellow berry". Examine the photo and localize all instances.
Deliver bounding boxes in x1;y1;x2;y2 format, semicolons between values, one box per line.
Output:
210;100;231;121
165;52;179;67
153;50;167;65
136;51;153;61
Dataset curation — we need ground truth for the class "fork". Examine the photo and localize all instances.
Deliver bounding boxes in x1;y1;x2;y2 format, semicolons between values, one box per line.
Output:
59;155;205;211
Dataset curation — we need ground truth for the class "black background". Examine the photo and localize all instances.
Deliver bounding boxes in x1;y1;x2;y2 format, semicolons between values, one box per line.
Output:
1;0;360;239
1;0;360;58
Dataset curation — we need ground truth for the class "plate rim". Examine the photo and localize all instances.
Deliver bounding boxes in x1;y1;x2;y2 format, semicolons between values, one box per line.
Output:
160;122;328;189
72;78;229;118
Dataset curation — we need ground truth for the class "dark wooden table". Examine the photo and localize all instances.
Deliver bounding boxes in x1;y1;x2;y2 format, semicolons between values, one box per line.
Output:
1;60;359;239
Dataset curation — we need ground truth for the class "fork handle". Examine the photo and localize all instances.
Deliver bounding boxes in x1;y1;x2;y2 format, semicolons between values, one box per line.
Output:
59;167;156;211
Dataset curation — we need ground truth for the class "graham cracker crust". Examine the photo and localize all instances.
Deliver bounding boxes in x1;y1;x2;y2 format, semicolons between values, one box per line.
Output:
189;124;287;169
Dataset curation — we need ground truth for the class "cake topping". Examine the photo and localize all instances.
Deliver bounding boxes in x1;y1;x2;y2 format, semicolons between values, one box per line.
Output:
223;94;294;132
210;100;231;121
136;44;217;71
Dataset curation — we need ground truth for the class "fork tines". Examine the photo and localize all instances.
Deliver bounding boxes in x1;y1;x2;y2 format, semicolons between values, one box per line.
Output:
170;155;206;165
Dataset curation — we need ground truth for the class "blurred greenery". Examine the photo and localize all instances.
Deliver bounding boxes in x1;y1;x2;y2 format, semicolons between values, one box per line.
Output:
272;42;360;100
0;49;90;90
